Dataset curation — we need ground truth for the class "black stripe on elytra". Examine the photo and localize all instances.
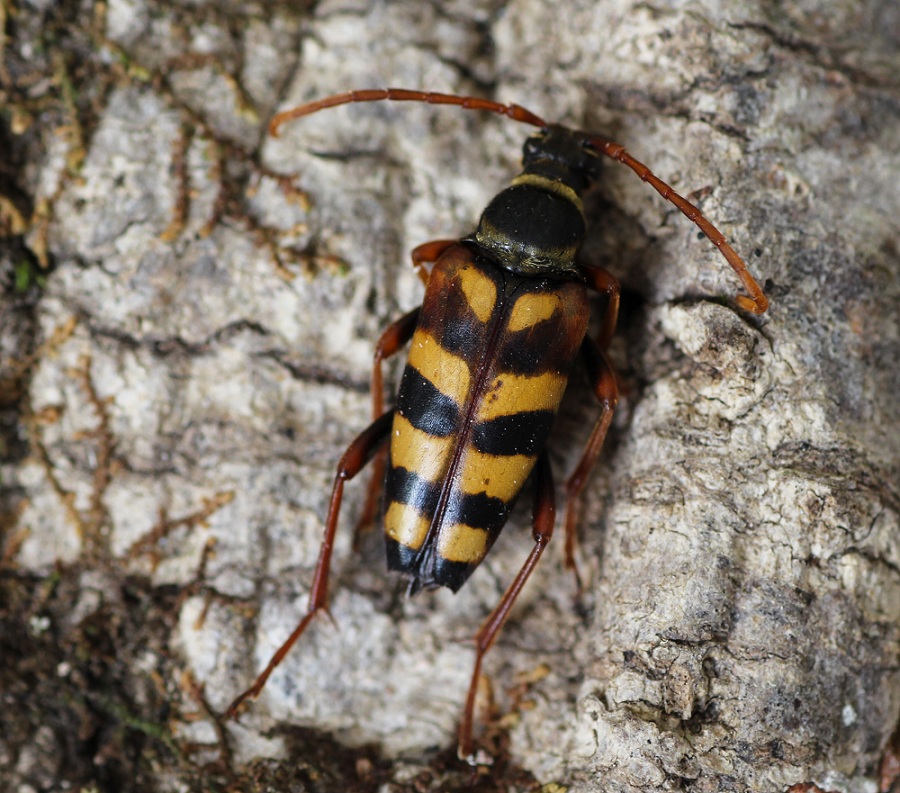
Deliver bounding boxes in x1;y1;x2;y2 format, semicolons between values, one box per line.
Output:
443;490;510;532
417;259;503;357
385;538;418;575
385;540;476;594
383;464;442;517
471;410;557;456
396;365;460;437
431;556;476;593
497;321;572;375
419;305;487;360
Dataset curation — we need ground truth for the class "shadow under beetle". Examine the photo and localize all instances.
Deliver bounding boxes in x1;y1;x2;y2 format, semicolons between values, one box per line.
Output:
226;88;769;762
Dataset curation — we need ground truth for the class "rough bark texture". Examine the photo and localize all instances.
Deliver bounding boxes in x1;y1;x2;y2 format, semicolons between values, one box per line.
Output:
1;1;898;791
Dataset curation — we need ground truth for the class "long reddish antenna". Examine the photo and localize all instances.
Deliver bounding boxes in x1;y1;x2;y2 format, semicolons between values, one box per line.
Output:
269;88;547;137
268;88;768;314
587;135;768;314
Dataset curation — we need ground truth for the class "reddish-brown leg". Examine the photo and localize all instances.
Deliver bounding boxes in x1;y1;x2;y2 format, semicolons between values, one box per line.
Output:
562;336;619;584
580;263;621;351
410;239;457;285
557;266;621;582
226;410;394;719
355;239;457;534
458;451;556;763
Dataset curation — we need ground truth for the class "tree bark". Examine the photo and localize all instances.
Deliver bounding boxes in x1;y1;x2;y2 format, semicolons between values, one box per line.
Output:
2;1;897;791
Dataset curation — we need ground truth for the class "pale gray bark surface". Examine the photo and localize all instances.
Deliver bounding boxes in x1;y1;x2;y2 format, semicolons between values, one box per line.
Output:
1;0;898;791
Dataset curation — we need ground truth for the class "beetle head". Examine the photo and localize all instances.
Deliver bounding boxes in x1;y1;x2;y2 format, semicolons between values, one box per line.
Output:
522;124;604;195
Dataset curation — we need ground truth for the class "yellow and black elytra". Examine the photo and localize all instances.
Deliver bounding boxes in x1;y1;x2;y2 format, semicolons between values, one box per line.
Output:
226;89;769;762
385;241;590;593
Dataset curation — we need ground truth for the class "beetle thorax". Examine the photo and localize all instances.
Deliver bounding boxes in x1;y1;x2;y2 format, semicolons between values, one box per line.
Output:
471;177;586;277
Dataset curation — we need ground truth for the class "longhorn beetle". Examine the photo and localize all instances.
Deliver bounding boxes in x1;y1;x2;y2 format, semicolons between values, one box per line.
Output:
227;88;768;762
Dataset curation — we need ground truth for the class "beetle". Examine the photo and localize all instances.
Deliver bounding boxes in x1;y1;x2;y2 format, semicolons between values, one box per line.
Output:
226;88;769;762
